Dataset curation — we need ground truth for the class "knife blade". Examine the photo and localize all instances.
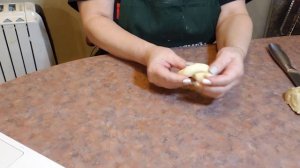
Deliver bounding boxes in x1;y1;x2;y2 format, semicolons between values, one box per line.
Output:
268;43;300;86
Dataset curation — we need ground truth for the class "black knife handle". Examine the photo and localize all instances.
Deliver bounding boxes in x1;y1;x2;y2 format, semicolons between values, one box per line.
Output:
268;43;295;72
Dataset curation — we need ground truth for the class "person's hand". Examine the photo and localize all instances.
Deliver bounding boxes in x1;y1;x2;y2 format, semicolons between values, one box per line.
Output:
146;46;191;89
199;47;245;98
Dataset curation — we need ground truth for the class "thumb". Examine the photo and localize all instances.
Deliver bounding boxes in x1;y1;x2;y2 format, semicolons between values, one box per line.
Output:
169;55;186;70
209;53;232;75
156;66;190;88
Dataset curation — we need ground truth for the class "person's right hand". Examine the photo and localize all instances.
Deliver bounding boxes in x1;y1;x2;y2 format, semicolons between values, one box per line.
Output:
146;46;191;89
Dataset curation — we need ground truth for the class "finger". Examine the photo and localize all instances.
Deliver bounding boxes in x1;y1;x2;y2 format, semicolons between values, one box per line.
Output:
200;81;238;98
208;61;243;86
209;51;232;75
185;62;195;66
154;67;190;88
169;55;186;70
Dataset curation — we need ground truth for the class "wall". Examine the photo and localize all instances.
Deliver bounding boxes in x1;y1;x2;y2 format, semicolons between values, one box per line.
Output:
247;0;272;38
1;0;271;63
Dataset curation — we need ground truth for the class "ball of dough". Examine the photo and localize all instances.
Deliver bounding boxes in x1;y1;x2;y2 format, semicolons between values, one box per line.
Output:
284;87;300;114
178;63;209;77
178;63;212;88
193;72;213;82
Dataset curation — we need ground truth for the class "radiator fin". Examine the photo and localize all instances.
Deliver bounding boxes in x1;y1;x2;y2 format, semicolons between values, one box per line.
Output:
16;23;36;73
0;62;5;83
27;21;52;70
0;25;16;81
3;24;26;77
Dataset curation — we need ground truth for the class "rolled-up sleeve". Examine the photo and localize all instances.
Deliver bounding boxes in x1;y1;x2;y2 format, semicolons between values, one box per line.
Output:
68;0;84;11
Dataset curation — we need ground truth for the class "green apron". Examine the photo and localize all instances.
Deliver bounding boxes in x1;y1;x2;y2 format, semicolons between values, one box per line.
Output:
118;0;221;47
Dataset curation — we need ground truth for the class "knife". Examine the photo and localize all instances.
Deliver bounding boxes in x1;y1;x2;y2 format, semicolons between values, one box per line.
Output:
268;43;300;86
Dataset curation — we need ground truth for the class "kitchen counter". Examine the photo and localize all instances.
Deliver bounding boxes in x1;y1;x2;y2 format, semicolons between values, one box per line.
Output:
0;36;300;167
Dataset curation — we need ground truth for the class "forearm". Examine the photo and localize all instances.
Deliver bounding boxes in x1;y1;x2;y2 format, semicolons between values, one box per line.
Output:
82;15;155;65
216;13;253;58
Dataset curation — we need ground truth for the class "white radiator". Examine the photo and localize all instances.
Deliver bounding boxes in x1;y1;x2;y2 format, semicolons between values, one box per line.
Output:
0;2;56;84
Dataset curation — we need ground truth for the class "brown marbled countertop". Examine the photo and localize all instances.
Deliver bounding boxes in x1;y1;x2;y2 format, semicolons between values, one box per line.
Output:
1;36;300;168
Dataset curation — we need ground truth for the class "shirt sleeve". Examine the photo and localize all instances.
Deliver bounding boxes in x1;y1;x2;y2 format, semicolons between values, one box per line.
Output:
68;0;84;11
219;0;252;6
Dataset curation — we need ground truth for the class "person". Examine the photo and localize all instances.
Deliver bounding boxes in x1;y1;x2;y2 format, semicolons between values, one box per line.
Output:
68;0;253;98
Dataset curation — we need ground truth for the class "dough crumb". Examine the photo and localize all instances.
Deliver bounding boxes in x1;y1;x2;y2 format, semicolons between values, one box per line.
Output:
284;87;300;114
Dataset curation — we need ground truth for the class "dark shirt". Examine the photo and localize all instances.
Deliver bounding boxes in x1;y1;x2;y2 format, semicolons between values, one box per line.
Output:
68;0;252;49
68;0;252;11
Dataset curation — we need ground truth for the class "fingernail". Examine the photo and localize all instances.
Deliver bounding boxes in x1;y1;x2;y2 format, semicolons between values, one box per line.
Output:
183;78;192;85
185;62;194;66
202;79;212;85
209;66;219;75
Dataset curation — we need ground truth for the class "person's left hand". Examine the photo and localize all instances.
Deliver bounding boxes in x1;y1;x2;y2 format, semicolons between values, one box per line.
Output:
199;47;245;98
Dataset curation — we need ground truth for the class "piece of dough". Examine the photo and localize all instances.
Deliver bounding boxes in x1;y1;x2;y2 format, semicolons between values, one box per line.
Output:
193;72;212;82
178;63;212;93
178;63;209;77
178;63;212;88
284;87;300;114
